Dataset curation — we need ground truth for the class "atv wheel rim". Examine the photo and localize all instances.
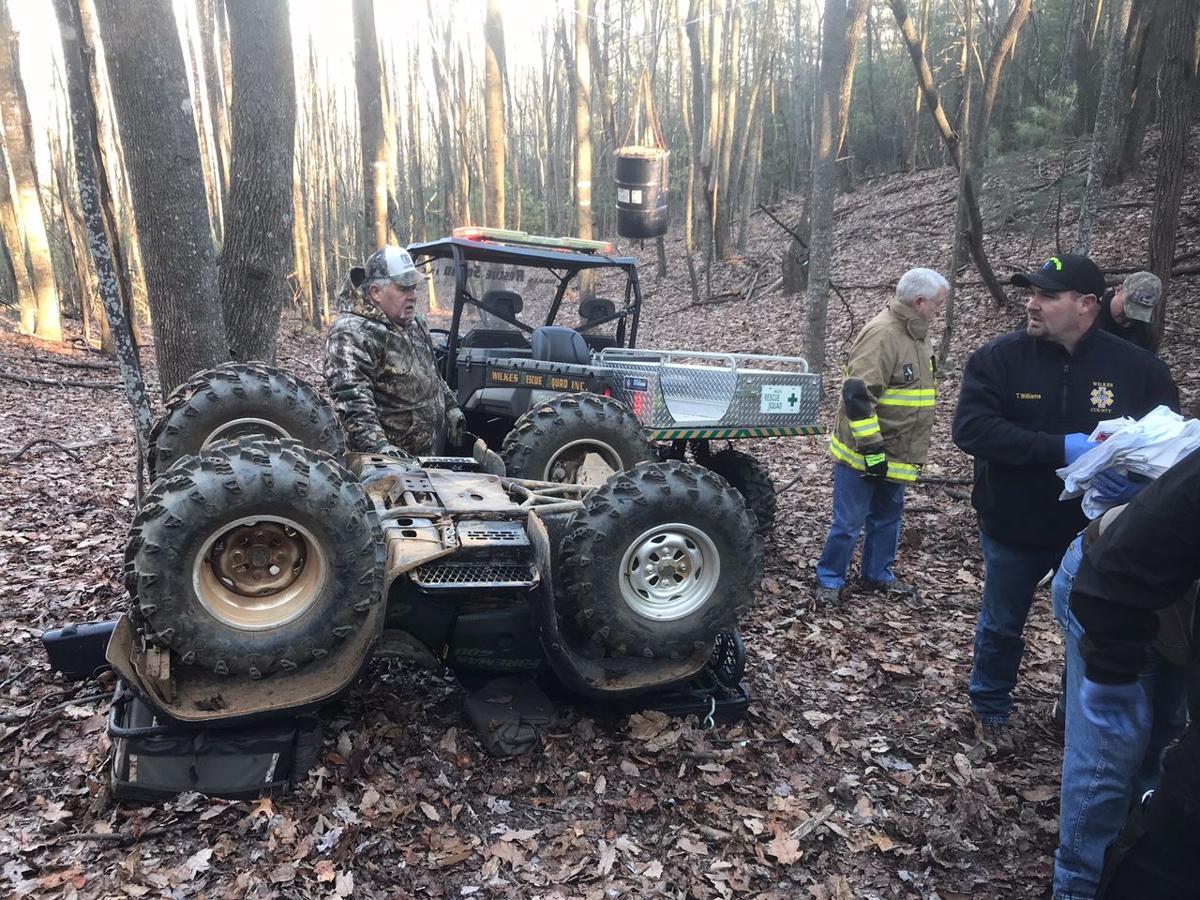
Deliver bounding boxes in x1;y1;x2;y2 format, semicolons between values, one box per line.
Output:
543;438;622;485
202;416;292;449
195;516;328;631
618;523;720;621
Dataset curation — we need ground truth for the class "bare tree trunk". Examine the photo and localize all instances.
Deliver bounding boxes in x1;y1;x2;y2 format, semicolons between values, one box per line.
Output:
78;0;143;336
196;0;230;199
677;0;701;306
0;0;62;341
353;0;387;252
219;0;295;364
574;0;593;244
889;0;1007;307
1118;0;1167;179
1077;0;1134;255
95;0;229;395
804;0;849;373
940;0;974;366
970;0;1031;173
54;0;152;451
51;137;105;349
834;0;871;190
182;0;223;247
1147;0;1199;349
714;2;741;258
409;51;427;242
0;136;34;328
484;0;507;227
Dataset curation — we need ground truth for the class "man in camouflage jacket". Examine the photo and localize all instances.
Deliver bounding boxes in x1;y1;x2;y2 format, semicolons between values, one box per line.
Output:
324;246;464;457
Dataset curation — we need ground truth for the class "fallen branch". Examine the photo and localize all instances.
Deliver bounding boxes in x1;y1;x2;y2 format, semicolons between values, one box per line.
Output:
3;433;123;463
6;439;81;463
30;354;116;372
0;371;119;389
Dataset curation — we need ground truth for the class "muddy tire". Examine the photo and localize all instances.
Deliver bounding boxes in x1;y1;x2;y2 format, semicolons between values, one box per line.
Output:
557;460;761;659
148;362;345;482
125;438;385;677
501;392;654;484
701;449;777;532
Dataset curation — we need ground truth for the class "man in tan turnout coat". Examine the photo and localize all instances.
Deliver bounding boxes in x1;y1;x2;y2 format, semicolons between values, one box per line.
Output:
814;267;948;606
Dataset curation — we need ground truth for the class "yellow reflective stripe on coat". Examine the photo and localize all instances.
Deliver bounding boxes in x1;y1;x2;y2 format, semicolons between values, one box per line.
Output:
828;436;919;482
877;387;936;407
848;415;881;440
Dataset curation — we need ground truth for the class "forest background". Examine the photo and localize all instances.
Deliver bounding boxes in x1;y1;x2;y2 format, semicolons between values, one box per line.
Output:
1;0;1195;395
0;0;1198;896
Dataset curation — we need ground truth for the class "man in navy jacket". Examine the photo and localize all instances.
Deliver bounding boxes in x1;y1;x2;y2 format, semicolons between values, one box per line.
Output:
951;253;1178;750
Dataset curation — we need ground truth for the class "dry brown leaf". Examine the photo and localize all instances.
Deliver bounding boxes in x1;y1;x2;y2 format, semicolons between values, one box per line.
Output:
419;801;441;822
486;840;526;868
314;860;336;883
766;830;802;865
677;836;709;856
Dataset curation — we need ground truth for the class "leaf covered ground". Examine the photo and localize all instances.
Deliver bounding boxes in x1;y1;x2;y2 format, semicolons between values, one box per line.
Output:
1;134;1197;898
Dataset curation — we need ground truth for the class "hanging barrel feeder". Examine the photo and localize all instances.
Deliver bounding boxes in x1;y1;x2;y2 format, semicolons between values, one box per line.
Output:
615;71;670;240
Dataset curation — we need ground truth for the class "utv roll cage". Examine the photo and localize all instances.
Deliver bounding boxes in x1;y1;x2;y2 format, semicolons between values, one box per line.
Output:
407;234;644;391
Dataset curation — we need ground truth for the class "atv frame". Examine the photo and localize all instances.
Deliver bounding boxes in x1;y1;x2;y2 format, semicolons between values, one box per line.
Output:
113;364;760;739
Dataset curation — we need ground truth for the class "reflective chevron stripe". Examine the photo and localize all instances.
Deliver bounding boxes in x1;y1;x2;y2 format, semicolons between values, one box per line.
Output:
828;436;919;482
877;387;936;407
848;415;881;441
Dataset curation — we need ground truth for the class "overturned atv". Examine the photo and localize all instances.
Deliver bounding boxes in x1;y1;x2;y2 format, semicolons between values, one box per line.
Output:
112;363;762;731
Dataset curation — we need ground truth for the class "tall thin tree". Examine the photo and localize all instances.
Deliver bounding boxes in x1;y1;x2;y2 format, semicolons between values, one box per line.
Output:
484;0;507;227
0;0;62;341
353;0;387;251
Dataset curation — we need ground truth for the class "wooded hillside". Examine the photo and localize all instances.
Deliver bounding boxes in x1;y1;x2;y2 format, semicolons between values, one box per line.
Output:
0;0;1196;389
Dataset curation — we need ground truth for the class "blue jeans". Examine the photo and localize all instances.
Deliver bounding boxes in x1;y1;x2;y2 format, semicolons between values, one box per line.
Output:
816;464;906;589
968;532;1064;723
1052;534;1188;900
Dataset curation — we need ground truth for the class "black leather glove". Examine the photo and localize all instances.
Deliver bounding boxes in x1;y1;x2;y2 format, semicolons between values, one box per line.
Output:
862;446;888;481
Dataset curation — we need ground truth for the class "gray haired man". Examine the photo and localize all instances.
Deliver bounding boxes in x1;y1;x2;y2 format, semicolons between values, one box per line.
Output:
815;267;949;606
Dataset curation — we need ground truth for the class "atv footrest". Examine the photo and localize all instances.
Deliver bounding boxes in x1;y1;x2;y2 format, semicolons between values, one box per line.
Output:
411;561;538;589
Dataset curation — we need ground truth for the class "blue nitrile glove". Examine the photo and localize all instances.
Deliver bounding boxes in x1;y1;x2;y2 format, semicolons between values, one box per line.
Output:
1079;676;1150;745
1064;432;1100;465
1091;470;1152;506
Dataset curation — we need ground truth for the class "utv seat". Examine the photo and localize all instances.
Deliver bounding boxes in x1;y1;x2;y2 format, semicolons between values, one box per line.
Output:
579;297;619;351
460;289;530;349
531;326;591;365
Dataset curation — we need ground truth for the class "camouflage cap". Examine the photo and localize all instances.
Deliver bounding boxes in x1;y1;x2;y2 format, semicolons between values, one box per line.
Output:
356;245;420;289
1121;271;1162;323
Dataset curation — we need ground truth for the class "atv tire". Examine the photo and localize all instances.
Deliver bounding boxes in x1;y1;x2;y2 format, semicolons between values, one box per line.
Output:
125;438;385;677
558;460;761;659
501;392;654;485
148;363;345;482
701;448;777;532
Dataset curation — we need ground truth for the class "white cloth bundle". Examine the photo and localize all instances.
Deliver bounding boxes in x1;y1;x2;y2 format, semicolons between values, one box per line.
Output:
1057;405;1200;518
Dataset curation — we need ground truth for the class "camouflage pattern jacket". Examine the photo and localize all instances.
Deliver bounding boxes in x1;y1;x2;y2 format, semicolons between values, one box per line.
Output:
324;288;458;456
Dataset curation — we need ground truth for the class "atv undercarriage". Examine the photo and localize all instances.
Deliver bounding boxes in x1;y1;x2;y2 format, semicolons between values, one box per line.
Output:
91;363;762;793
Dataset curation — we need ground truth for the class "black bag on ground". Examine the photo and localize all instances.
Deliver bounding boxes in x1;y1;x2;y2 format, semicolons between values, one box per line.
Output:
463;675;561;757
109;684;322;802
